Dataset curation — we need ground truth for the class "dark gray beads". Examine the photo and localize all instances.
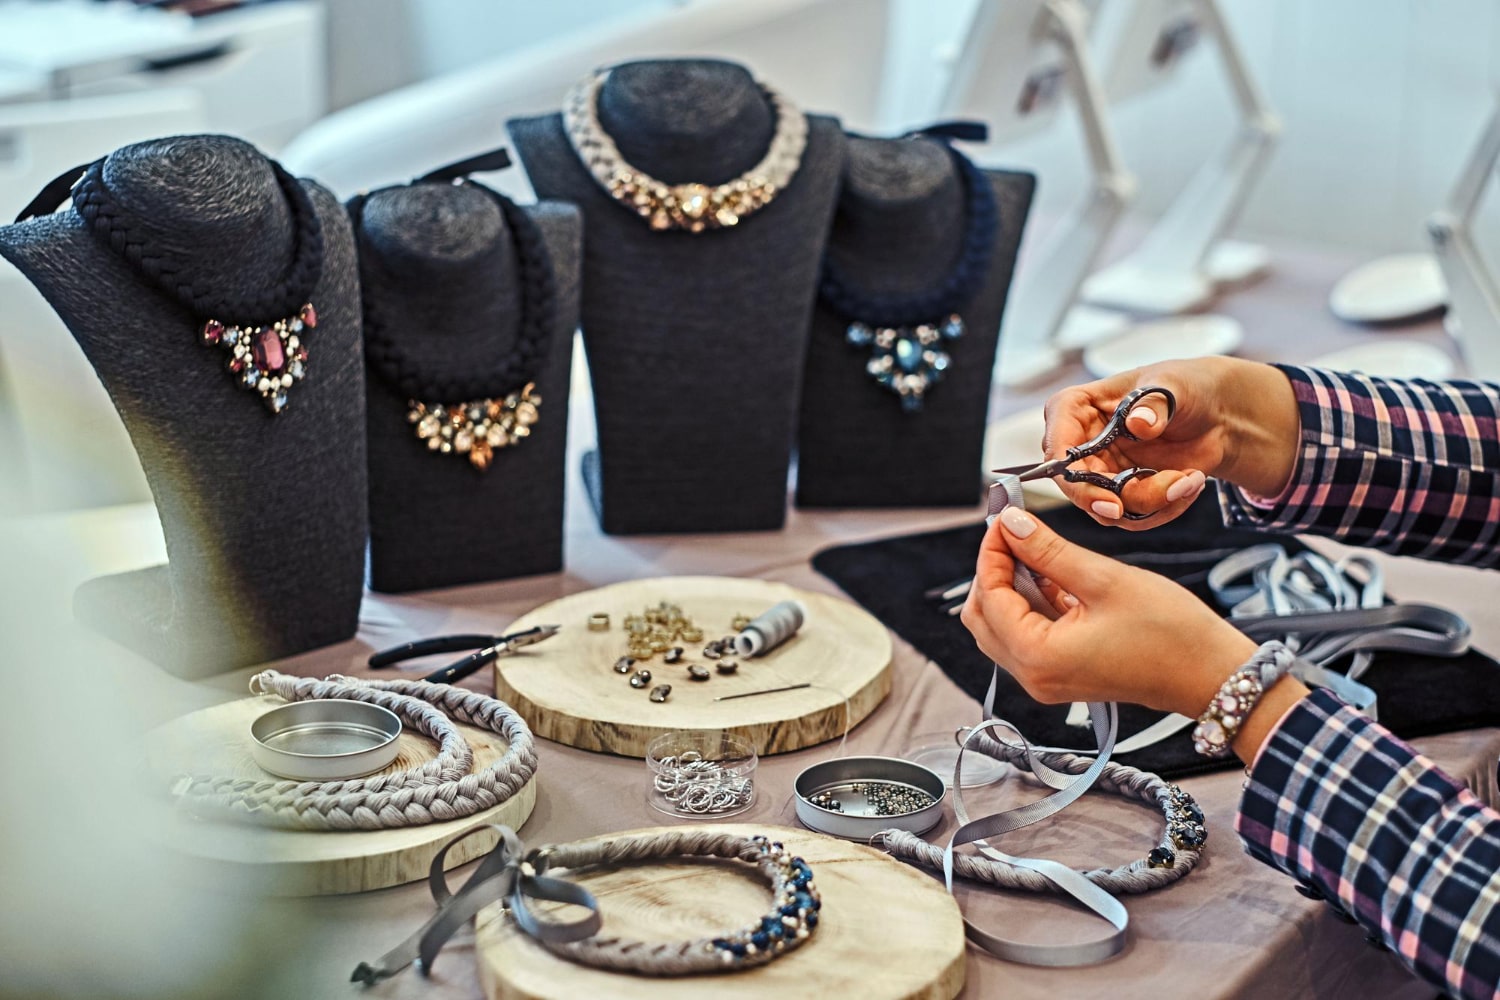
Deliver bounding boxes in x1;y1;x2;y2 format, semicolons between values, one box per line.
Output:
649;684;672;703
629;670;652;689
614;656;637;674
716;660;739;675
687;664;710;681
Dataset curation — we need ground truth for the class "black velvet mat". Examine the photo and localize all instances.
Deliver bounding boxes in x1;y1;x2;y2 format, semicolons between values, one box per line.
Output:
812;491;1500;779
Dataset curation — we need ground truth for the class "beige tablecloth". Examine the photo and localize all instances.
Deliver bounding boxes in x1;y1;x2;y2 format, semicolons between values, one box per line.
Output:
2;240;1490;1000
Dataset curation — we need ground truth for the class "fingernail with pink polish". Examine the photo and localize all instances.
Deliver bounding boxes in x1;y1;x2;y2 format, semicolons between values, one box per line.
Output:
1166;470;1207;503
1128;406;1157;427
999;505;1036;538
1060;593;1080;608
1091;500;1121;519
1033;576;1052;589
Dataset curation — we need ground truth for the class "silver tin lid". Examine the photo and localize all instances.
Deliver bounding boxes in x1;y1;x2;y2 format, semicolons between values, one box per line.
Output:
249;698;403;781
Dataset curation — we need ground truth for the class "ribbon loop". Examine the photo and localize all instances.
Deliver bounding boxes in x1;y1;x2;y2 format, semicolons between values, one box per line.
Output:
906;120;990;144
352;824;602;986
14;161;92;223
415;146;514;184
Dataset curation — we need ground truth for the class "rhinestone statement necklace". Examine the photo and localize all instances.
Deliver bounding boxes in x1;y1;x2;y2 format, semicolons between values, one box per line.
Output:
818;136;998;412
349;179;556;471
563;68;808;233
17;155;324;414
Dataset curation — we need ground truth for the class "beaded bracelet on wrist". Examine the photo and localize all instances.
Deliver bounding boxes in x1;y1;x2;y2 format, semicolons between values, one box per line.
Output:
1192;640;1295;757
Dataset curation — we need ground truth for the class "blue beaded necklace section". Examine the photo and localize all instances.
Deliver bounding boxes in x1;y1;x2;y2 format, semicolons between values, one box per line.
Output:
710;835;821;966
818;133;998;412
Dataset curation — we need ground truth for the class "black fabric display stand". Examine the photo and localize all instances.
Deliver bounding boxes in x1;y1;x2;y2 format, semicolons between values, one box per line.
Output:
509;59;845;535
797;137;1035;508
0;136;366;677
356;184;581;591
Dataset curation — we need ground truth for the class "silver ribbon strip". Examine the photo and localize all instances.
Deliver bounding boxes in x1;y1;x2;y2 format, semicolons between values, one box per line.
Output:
933;475;1127;966
351;825;602;985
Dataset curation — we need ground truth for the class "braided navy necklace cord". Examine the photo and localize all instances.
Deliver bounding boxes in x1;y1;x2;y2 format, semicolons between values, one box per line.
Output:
70;157;324;322
15;155;325;414
348;179;558;471
818;136;998;412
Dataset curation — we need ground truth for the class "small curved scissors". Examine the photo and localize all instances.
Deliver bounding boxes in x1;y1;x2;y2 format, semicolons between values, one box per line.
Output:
994;385;1177;521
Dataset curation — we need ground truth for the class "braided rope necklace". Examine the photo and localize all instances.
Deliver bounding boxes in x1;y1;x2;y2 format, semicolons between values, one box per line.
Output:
17;155;324;415
170;671;538;831
563;67;808;233
879;728;1205;892
818;130;998;412
353;827;820;984
348;178;557;472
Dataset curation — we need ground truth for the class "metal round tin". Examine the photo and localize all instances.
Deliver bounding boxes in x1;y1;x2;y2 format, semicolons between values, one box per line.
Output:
249;699;403;781
794;755;946;841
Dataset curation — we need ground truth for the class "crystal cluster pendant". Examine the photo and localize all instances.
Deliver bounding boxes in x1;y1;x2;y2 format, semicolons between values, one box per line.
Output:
407;382;541;471
846;312;964;412
606;170;779;233
200;302;316;414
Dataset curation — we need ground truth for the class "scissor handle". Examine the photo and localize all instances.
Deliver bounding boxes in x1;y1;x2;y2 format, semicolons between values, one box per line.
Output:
1060;466;1161;520
368;633;496;668
1062;385;1177;463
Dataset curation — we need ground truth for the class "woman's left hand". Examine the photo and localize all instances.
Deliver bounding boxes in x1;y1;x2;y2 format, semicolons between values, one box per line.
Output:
960;505;1257;718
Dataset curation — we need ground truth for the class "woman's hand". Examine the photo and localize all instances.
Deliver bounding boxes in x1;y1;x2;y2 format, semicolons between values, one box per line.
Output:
961;504;1258;718
1040;357;1302;528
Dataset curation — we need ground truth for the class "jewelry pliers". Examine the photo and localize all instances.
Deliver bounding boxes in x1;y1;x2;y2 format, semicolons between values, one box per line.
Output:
368;624;560;684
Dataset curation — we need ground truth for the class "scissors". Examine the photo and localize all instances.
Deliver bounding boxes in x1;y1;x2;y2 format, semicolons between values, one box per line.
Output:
368;625;560;684
993;385;1177;521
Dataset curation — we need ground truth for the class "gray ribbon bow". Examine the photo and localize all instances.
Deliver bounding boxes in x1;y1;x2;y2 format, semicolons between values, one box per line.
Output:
352;825;602;985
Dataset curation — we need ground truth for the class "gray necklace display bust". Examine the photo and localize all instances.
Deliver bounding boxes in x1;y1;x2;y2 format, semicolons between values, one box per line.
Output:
357;182;581;592
0;135;366;677
796;136;1035;508
509;59;845;535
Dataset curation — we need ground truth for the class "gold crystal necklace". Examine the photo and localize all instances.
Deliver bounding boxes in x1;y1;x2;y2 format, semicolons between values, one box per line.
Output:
562;67;808;233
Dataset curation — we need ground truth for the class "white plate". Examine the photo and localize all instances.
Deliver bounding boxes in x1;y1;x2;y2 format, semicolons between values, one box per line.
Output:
1082;314;1245;378
1308;341;1456;381
1328;253;1447;325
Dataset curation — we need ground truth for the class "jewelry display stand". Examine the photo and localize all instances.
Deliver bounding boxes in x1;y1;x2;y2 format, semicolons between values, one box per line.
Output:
941;0;1137;387
0;135;366;677
355;183;582;592
475;824;965;1000
496;577;891;757
1430;93;1500;379
1082;0;1281;314
144;695;537;895
508;59;844;535
795;135;1035;508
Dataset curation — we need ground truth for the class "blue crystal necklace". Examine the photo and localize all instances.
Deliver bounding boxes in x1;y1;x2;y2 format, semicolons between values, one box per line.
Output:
817;127;998;412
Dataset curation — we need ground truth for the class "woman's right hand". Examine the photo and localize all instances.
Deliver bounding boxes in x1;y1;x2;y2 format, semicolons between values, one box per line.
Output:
1041;357;1302;529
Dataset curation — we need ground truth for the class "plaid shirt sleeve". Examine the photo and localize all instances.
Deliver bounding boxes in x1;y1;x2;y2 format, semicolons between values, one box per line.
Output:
1238;689;1500;999
1217;365;1500;568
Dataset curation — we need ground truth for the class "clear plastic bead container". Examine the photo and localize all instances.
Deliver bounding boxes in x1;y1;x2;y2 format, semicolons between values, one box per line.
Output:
645;730;758;819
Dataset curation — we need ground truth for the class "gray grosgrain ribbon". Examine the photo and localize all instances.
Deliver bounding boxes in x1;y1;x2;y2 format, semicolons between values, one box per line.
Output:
351;824;601;985
935;475;1128;966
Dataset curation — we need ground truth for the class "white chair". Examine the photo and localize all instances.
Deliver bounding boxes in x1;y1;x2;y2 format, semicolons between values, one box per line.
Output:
0;89;205;513
281;0;894;199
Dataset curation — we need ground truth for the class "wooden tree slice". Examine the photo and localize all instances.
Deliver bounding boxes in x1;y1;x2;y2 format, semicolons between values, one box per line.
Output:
497;577;893;757
475;824;965;1000
144;695;536;896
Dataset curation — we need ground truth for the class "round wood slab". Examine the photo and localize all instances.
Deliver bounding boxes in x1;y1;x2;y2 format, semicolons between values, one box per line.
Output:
475;823;965;1000
498;577;893;757
144;695;536;895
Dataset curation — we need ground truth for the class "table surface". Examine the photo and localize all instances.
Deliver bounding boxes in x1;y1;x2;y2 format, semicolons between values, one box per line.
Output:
3;238;1491;1000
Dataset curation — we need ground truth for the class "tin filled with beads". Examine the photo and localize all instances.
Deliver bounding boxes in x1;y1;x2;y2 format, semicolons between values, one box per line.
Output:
794;756;945;841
